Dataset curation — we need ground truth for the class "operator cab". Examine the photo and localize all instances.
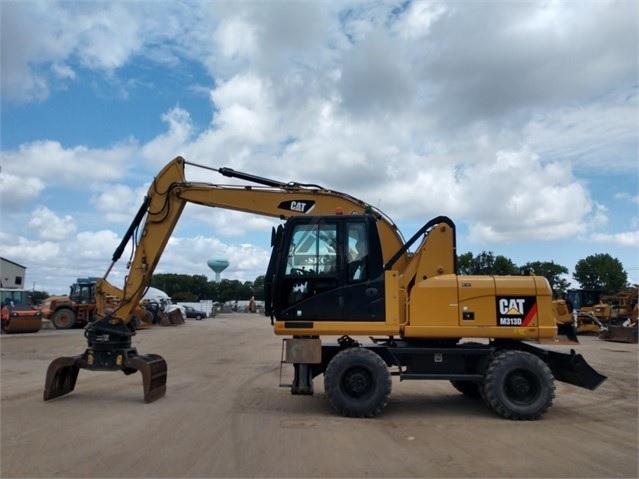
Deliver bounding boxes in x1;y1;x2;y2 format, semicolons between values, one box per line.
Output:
265;214;385;322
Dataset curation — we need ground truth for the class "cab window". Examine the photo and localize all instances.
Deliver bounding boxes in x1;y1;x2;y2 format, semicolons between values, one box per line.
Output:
285;223;337;276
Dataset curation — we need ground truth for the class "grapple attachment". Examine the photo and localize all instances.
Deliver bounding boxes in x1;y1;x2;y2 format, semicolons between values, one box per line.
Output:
44;348;167;403
43;319;167;403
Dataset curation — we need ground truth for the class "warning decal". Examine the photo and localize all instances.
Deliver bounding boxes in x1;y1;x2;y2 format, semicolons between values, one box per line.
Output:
496;296;537;327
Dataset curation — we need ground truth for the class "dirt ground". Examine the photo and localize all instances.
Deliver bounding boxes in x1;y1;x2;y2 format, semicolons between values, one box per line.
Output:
1;313;637;478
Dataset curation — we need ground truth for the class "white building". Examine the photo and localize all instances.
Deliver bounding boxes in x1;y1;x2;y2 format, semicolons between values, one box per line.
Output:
0;258;27;289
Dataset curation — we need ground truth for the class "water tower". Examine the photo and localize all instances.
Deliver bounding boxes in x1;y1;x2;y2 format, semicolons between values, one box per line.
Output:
207;256;229;282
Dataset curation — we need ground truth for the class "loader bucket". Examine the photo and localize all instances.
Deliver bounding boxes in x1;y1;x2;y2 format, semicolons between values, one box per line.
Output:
43;348;167;403
545;349;607;390
599;325;638;344
167;309;184;325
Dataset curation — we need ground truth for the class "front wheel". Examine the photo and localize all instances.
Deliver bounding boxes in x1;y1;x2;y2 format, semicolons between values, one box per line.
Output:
324;347;391;418
482;350;555;420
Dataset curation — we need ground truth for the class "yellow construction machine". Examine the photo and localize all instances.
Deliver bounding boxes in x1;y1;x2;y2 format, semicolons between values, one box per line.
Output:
40;277;100;329
43;156;606;420
564;288;638;343
595;288;638;343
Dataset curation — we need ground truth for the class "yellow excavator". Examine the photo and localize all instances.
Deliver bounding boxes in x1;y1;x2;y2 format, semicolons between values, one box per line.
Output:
44;156;606;420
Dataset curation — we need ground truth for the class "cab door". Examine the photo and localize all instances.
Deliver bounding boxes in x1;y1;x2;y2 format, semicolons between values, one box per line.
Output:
269;215;385;322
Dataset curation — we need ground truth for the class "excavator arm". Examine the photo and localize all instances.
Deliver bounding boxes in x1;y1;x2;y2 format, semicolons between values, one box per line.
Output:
44;156;407;402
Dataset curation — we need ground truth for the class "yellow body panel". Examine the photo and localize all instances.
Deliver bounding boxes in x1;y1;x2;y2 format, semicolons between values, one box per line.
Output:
403;274;556;340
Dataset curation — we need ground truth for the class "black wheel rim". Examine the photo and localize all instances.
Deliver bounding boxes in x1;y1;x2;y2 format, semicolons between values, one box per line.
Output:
503;368;540;405
341;367;375;400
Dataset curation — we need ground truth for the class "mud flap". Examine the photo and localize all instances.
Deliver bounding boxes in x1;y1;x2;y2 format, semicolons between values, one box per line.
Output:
43;350;167;403
545;349;607;390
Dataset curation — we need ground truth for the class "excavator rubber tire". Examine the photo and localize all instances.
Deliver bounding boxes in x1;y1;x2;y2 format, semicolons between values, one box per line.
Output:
482;350;555;420
324;347;391;418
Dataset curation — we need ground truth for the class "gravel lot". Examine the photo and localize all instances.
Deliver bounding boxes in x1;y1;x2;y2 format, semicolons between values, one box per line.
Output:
2;313;637;478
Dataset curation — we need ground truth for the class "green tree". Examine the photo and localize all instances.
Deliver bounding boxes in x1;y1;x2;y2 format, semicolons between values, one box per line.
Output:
252;275;265;301
172;291;198;302
457;252;476;275
216;279;243;303
521;261;570;298
456;251;518;275
30;290;50;304
492;255;519;275
573;253;628;294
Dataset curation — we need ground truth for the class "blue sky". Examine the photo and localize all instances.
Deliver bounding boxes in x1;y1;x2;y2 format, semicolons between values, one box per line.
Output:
1;0;637;295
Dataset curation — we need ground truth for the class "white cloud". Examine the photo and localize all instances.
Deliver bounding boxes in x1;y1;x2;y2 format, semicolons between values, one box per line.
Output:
614;192;639;204
0;172;45;207
90;183;149;224
214;18;258;61
209;74;273;144
1;140;136;190
393;1;447;40
0;235;62;273
139;107;194;167
458;149;596;242
590;231;639;247
28;206;76;241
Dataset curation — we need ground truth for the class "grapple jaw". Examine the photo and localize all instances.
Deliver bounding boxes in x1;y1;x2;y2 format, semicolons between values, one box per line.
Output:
43;356;82;401
43;320;167;403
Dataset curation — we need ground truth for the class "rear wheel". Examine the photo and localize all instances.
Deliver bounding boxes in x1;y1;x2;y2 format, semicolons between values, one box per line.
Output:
324;347;391;418
482;350;554;420
52;309;77;329
195;314;203;320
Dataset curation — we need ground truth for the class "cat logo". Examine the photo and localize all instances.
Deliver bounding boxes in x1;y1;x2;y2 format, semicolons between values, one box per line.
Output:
277;200;316;214
499;298;526;315
495;296;537;327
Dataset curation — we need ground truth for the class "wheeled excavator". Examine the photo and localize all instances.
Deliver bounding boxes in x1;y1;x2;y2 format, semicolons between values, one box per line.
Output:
44;156;606;420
